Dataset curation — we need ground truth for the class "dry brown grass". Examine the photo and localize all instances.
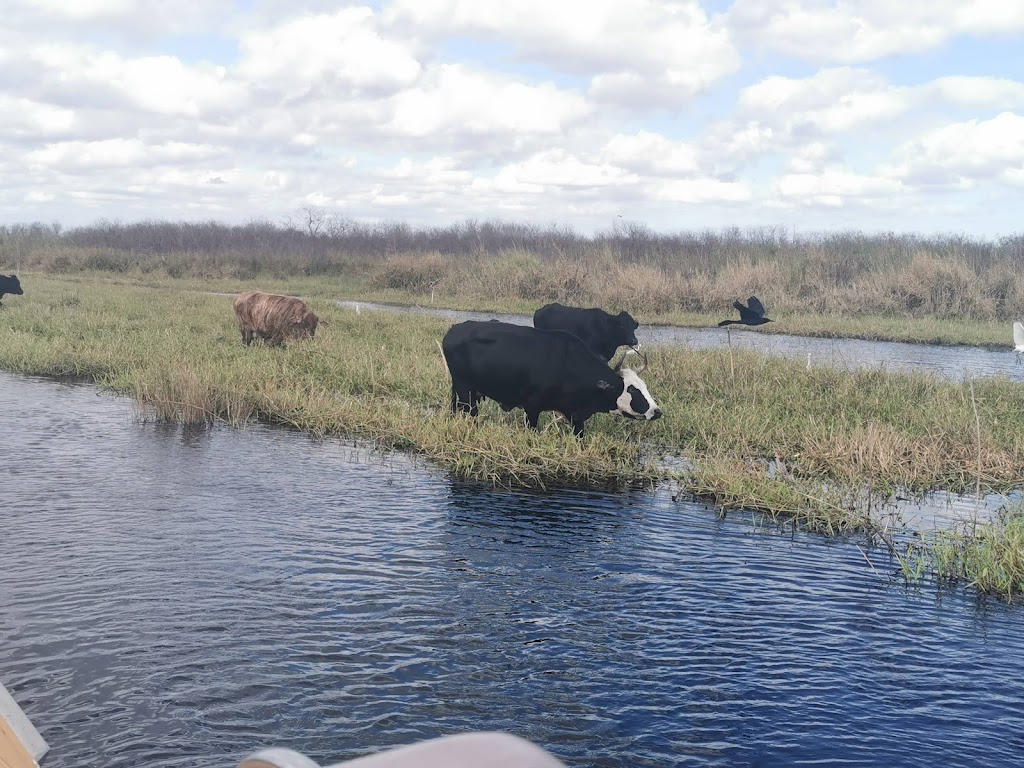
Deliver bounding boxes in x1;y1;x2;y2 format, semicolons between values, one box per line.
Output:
365;248;1024;321
7;219;1024;321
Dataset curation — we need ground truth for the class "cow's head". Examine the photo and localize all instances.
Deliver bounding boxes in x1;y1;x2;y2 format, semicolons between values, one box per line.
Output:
2;274;23;295
600;350;662;421
302;311;319;337
287;309;319;340
616;310;639;347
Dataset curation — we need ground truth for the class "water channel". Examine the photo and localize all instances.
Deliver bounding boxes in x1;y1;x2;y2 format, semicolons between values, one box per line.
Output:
338;301;1024;384
3;371;1024;767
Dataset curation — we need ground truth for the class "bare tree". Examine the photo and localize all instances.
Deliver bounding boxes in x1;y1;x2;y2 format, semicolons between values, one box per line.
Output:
303;206;328;237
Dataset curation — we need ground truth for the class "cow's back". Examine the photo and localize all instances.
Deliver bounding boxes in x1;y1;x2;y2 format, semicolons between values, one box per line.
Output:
534;303;612;356
0;274;23;297
443;321;547;378
442;320;608;405
233;291;318;343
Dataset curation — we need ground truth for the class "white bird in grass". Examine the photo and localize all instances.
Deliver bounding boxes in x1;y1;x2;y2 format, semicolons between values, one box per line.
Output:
1014;321;1024;364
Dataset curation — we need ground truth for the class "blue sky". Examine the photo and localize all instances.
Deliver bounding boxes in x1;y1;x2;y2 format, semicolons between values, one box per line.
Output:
2;0;1022;236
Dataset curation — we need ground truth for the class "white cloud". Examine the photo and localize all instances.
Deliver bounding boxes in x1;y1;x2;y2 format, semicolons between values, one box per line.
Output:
384;64;590;140
386;0;739;107
237;8;421;97
1;0;1022;234
16;0;232;38
739;68;909;135
786;142;838;173
29;0;136;19
715;71;1024;177
652;178;752;203
730;0;1024;64
487;150;638;190
601;132;700;176
921;77;1024;109
380;157;474;187
775;169;905;207
1004;168;1024;187
887;112;1024;186
0;95;76;137
30;44;245;117
27;139;222;170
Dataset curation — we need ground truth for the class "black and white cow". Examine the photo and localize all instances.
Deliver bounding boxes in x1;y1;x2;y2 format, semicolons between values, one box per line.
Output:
0;274;23;307
440;320;661;438
533;302;639;361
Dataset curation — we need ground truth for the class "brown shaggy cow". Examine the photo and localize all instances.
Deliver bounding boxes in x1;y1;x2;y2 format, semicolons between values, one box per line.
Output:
233;291;320;346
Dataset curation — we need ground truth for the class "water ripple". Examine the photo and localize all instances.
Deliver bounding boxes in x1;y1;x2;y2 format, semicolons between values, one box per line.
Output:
2;371;1024;768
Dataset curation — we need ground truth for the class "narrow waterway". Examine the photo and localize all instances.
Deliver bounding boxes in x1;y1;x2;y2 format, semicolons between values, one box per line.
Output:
338;300;1024;383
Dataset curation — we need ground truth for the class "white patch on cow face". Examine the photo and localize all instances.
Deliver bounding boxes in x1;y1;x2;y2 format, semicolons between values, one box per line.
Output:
611;369;662;421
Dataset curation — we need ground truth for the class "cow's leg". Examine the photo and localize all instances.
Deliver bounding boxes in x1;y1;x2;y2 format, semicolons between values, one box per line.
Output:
525;410;541;430
568;415;586;439
451;382;476;416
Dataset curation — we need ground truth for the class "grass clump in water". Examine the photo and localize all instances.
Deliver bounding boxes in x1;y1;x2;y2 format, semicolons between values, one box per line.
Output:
899;506;1024;600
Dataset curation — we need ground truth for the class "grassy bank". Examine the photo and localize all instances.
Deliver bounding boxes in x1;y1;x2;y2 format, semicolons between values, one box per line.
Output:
3;217;1024;346
9;266;1019;350
3;274;1024;596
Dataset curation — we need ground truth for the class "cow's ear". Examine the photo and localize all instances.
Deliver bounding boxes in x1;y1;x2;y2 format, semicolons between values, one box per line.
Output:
597;379;615;391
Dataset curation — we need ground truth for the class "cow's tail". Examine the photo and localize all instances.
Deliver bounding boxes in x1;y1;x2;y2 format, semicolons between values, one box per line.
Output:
435;340;450;377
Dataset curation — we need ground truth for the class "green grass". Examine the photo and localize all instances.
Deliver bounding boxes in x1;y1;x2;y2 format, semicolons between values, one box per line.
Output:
898;507;1024;601
9;265;1021;349
3;274;1024;597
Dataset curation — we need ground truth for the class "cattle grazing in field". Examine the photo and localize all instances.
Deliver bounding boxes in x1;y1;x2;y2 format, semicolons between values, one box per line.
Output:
233;291;320;346
0;274;23;307
440;320;662;438
533;302;640;361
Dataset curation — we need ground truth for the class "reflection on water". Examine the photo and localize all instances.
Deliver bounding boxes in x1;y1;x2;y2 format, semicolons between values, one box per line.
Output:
875;488;1024;535
339;300;1024;383
3;371;1024;768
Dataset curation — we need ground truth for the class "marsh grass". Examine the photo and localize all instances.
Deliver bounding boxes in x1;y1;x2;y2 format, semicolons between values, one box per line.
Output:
898;507;1024;600
12;265;1019;349
5;217;1024;344
4;275;1024;593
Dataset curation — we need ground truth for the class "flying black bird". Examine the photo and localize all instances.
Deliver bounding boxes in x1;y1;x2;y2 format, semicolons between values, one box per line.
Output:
718;296;772;327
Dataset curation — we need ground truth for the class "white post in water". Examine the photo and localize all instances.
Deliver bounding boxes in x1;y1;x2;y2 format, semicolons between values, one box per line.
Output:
0;682;49;767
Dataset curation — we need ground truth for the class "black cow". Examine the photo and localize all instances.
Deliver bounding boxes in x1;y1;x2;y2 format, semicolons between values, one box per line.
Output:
440;320;661;438
533;303;639;361
0;274;23;307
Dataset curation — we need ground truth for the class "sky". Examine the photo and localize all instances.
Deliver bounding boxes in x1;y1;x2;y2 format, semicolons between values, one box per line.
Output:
2;0;1023;236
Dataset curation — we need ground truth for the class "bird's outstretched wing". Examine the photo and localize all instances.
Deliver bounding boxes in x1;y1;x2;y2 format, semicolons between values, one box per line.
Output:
732;300;747;314
746;296;766;318
1014;321;1024;349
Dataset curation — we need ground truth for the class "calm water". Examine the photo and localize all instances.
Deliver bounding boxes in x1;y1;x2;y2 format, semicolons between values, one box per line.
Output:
3;371;1024;768
338;301;1024;383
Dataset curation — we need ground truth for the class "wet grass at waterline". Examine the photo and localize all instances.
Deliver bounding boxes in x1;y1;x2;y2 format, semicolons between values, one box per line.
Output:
898;507;1024;600
3;276;1024;535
